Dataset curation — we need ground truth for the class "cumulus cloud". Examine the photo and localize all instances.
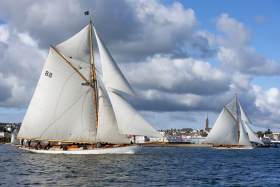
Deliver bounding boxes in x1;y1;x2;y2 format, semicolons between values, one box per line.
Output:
216;13;280;75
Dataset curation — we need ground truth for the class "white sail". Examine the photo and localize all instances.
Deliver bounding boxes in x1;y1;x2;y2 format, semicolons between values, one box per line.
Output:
56;25;91;64
244;122;264;145
107;88;162;138
93;27;137;98
204;108;238;145
238;101;252;124
97;86;130;144
238;121;251;146
18;47;97;143
11;129;20;144
225;98;238;121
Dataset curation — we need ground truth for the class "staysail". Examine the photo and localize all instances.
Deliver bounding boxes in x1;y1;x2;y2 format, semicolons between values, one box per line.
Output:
244;122;264;145
238;121;251;146
204;107;238;145
96;86;130;144
107;88;162;138
93;27;137;98
56;25;91;64
17;47;97;143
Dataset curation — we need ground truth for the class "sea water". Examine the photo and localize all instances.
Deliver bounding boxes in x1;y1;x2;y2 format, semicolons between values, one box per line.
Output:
0;145;279;186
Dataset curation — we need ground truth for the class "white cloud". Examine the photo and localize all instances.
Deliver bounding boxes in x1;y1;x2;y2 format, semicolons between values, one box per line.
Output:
252;15;268;23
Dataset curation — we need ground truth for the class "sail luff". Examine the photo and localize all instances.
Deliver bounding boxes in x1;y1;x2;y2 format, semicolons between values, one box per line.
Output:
238;100;252;124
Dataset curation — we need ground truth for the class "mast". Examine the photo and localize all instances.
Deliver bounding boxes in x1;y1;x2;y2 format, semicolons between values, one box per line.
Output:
89;20;98;127
236;96;240;145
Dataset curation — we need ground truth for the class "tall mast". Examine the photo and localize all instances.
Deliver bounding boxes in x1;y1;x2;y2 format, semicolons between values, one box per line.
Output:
89;20;98;127
236;95;240;144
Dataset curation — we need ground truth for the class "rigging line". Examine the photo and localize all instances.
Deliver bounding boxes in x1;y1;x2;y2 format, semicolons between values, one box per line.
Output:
224;106;238;123
39;88;92;139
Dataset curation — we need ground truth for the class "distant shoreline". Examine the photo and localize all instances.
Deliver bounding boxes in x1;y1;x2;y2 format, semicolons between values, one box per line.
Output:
143;143;212;147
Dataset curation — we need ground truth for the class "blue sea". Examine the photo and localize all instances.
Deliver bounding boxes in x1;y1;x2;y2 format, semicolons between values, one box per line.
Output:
0;145;279;186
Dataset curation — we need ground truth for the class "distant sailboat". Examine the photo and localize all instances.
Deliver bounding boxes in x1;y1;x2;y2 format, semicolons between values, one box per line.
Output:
11;129;20;145
17;20;162;154
204;97;264;149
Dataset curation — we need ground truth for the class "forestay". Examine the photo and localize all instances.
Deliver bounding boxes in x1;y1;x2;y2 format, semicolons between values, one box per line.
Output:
107;88;162;138
244;122;264;145
17;47;97;143
204;108;238;145
56;25;91;64
93;27;137;98
238;121;251;146
96;86;130;144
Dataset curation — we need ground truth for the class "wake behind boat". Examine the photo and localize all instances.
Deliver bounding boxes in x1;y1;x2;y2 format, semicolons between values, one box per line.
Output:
204;97;264;149
17;20;162;154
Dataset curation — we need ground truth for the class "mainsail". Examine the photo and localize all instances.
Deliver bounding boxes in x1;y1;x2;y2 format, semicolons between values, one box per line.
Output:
244;122;264;145
203;107;238;145
238;121;251;146
17;47;97;143
225;97;238;121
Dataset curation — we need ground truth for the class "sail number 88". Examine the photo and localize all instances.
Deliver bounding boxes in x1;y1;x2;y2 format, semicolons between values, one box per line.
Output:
45;71;53;78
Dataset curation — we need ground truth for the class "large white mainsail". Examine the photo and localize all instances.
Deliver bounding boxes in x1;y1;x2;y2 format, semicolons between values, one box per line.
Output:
96;86;130;144
17;47;97;143
244;122;264;145
56;25;91;64
93;27;137;98
238;121;251;146
204;107;238;145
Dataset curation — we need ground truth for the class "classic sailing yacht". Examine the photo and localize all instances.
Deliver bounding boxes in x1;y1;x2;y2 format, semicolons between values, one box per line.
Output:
204;97;264;149
17;21;162;154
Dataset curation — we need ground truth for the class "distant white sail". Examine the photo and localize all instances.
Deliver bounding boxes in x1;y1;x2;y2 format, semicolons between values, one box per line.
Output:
56;25;91;64
107;88;162;138
204;108;238;145
238;121;251;146
244;122;264;145
238;101;252;124
97;86;130;144
93;27;137;98
11;129;20;144
17;47;97;143
225;98;237;121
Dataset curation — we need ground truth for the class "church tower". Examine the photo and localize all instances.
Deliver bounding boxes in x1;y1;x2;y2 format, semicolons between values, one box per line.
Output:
204;113;211;133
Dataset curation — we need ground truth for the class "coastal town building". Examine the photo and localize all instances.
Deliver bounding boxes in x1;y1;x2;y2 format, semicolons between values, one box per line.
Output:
204;114;211;133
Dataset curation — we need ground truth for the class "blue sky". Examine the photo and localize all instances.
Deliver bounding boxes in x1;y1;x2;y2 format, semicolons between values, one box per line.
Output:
0;0;280;133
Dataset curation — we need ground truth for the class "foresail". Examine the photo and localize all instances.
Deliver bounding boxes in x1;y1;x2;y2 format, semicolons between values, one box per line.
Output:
93;27;137;98
238;121;251;146
204;108;238;145
11;129;20;144
18;47;97;143
107;88;162;138
244;122;264;145
97;86;130;144
238;101;252;124
225;98;238;121
56;25;91;64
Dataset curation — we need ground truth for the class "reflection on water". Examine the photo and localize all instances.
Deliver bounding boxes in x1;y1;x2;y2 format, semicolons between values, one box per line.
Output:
1;145;280;186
